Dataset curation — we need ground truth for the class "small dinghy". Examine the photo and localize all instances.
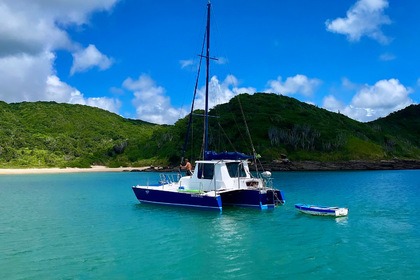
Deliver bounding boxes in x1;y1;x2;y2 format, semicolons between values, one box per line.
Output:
295;203;348;217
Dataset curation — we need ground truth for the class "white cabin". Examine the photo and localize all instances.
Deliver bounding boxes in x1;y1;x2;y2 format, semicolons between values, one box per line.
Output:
178;159;263;193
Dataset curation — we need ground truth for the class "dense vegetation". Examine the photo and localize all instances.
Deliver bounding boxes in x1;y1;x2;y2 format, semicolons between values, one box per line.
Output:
0;94;419;168
0;101;160;168
154;93;420;163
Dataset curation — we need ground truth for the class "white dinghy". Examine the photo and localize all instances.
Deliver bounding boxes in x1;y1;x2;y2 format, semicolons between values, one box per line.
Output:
295;203;348;217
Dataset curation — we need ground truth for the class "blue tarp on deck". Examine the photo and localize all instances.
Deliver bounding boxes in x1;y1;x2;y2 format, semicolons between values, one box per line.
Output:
204;151;253;160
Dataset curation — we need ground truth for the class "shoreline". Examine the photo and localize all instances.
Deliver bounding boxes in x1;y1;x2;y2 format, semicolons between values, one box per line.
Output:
1;159;419;175
262;159;420;171
0;166;151;175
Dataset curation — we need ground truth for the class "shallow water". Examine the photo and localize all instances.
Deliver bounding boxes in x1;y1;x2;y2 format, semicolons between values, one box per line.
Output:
0;170;419;279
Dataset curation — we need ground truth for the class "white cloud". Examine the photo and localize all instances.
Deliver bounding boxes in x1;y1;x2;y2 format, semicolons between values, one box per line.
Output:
46;75;121;113
0;51;120;113
0;52;54;102
122;73;256;124
323;79;413;122
0;0;119;56
194;75;256;110
379;53;396;61
0;1;72;56
265;74;321;96
326;0;391;44
323;95;345;113
352;79;412;109
123;74;187;125
5;0;119;26
70;44;113;75
180;59;194;69
0;0;120;113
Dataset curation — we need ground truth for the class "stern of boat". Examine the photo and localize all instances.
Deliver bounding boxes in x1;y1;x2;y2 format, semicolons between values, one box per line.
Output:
219;188;285;209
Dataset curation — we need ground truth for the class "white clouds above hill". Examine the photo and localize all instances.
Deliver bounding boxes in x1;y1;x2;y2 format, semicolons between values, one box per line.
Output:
121;73;256;124
265;75;322;96
46;75;120;112
0;0;119;113
121;72;415;125
323;79;413;122
0;52;53;103
326;0;391;44
194;75;256;110
0;0;416;125
123;74;186;125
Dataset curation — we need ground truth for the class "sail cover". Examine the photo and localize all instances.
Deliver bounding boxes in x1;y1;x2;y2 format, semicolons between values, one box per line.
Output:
204;151;253;160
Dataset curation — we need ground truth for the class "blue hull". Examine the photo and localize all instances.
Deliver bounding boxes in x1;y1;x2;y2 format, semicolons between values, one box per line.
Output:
132;187;222;211
220;189;285;209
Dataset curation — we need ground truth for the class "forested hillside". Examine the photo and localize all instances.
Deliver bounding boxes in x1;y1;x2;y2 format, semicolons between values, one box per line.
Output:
0;101;160;168
370;104;420;156
155;93;420;163
0;94;419;168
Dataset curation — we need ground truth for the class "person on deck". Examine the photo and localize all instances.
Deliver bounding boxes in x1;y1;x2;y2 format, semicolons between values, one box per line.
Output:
180;158;193;176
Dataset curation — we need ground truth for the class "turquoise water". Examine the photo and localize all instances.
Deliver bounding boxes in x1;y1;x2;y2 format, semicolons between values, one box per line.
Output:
0;170;419;279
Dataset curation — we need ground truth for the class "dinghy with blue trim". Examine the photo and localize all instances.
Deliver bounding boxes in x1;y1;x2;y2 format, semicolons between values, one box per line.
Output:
295;203;348;217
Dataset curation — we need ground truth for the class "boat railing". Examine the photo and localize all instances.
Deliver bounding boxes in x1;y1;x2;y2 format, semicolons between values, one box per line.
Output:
263;177;274;189
159;173;181;185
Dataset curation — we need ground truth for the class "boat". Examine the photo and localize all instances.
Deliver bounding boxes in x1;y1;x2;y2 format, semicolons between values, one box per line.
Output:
132;1;285;211
294;203;348;217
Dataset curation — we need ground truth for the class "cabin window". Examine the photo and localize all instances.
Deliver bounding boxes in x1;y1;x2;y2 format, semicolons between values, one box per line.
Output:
197;163;214;179
226;162;247;178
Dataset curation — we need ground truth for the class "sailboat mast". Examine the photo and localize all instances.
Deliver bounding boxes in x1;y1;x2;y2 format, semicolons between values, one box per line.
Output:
203;0;211;158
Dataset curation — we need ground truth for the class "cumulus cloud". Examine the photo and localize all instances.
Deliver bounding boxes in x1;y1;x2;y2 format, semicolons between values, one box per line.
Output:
122;73;256;124
70;44;113;75
46;75;121;113
123;74;187;125
0;1;72;56
194;74;256;110
323;79;413;122
0;0;119;56
265;74;321;96
0;51;120;113
0;0;120;112
0;52;54;102
326;0;391;44
352;79;412;109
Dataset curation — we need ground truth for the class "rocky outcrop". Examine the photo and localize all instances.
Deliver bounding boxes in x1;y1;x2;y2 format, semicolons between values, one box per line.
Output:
262;159;420;171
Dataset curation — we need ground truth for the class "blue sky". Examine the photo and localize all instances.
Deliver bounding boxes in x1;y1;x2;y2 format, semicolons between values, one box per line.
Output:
0;0;418;124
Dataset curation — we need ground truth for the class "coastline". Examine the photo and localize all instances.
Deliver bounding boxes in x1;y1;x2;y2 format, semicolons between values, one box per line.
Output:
262;159;420;171
0;166;151;175
1;159;419;175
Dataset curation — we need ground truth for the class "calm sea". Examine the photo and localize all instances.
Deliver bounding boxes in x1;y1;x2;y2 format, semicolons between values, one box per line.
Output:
0;170;419;279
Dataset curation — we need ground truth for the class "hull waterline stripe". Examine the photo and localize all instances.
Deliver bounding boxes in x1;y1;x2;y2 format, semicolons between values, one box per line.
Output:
138;200;222;210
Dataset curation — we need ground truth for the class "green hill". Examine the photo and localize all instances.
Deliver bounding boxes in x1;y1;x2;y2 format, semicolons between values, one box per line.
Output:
0;95;419;168
167;93;420;163
0;101;160;168
370;104;420;156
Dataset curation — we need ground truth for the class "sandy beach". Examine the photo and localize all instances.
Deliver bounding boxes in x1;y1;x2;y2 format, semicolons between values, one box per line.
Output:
0;165;151;175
